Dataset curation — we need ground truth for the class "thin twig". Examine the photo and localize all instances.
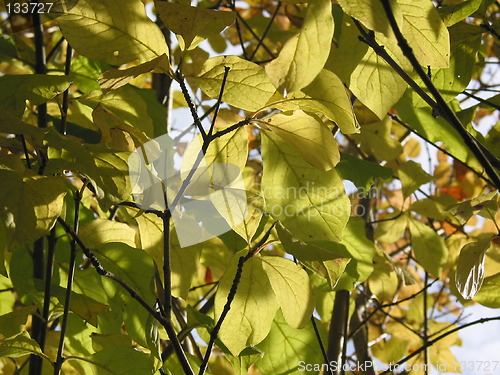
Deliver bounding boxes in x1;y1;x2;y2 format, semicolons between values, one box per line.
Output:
54;190;81;375
198;224;275;375
248;2;281;61
389;113;495;187
379;316;500;374
176;71;207;140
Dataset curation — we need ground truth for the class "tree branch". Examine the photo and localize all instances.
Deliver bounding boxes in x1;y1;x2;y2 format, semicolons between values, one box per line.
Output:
379;0;500;189
380;316;500;375
56;217;195;375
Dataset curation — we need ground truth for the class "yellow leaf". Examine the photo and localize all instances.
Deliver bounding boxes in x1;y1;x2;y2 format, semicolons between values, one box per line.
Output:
215;254;279;355
155;2;235;51
98;54;170;91
337;0;402;37
269;70;359;134
327;19;409;119
56;0;168;65
79;219;137;249
399;0;450;68
265;0;334;93
261;256;314;328
261;130;350;242
258;110;339;171
187;55;276;112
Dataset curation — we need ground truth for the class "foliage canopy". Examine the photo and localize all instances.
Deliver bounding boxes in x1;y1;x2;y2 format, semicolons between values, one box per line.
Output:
0;0;500;374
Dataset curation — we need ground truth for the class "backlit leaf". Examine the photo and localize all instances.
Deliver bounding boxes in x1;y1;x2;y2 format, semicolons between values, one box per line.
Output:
259;110;339;171
98;54;170;91
79;219;137;249
261;130;350;243
56;0;168;65
215;254;279;355
399;0;450;68
261;256;314;328
327;19;409;119
398;160;433;197
473;272;500;308
155;2;235;51
271;70;359;135
0;331;48;360
0;74;71;116
409;218;448;277
337;0;401;37
256;311;325;375
187;55;275;112
455;235;494;299
438;0;482;26
265;0;334;93
87;345;153;375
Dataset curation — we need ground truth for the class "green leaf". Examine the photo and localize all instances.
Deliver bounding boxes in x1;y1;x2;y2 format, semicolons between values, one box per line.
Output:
98;54;170;91
261;256;314;329
46;129;131;210
261;130;350;243
155;2;235;51
455;235;495;299
438;0;482;26
409;218;448;277
256;311;325;375
258;110;339;171
277;223;341;262
187;55;275;112
0;173;67;245
411;22;482;107
398;160;433;197
350;117;403;161
399;0;450;68
0;306;36;339
86;345;153;375
270;70;359;135
395;95;471;162
0;74;72;116
81;85;157;138
0;331;49;360
93;242;156;305
56;0;168;65
79;219;137;249
51;285;108;327
336;152;392;191
327;19;409;119
374;213;408;244
410;196;454;221
0;110;45;148
369;252;398;302
473;272;500;308
215;253;279;355
265;0;334;93
315;217;375;290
